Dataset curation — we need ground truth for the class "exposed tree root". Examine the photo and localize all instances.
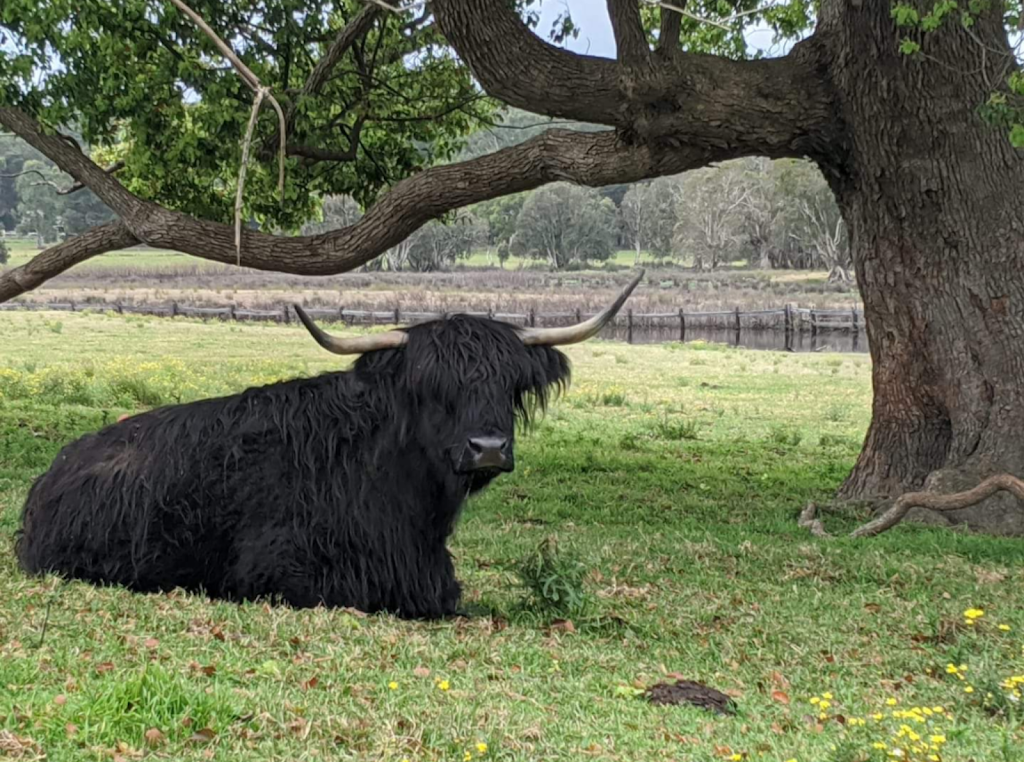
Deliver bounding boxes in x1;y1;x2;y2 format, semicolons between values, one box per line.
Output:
799;474;1024;538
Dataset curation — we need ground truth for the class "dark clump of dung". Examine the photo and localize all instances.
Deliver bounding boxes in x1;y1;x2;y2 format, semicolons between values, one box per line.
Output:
644;679;737;715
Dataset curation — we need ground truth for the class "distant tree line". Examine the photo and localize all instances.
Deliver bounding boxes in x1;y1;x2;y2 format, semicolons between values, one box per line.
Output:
1;138;116;246
301;157;851;278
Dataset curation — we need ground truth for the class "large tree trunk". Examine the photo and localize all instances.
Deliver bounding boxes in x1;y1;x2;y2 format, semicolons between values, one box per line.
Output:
821;2;1024;534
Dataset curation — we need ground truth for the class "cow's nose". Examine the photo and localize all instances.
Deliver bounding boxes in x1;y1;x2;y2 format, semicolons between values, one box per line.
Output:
465;435;513;472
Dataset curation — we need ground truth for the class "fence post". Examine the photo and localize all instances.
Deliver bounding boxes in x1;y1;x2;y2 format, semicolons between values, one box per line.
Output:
70;301;76;312
229;305;236;321
627;308;633;344
810;310;818;338
394;307;401;326
679;308;685;343
529;308;536;328
851;308;859;334
734;306;741;333
171;301;178;318
784;304;792;334
282;305;290;324
339;306;345;324
575;307;582;324
116;303;123;315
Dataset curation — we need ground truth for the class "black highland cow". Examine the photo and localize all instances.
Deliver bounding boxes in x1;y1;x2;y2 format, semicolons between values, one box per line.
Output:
15;272;643;619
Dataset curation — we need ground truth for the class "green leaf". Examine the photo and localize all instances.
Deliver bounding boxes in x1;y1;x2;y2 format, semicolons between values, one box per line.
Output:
898;39;922;55
891;4;921;26
1009;124;1024;149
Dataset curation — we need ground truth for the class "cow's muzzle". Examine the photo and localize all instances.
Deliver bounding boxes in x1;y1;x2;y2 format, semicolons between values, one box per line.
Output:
456;435;514;474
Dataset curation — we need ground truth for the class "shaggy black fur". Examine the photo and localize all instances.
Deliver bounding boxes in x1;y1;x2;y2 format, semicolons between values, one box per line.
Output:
16;315;571;619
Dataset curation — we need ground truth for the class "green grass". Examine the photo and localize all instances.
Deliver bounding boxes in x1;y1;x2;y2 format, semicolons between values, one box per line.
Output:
5;237;750;274
1;312;1022;762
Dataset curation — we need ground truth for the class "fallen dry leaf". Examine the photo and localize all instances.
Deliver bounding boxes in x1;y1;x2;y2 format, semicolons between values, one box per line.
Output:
65;724;78;738
413;666;431;678
863;602;881;613
144;638;159;649
189;728;216;744
144;728;165;747
769;671;790;689
771;690;790;705
95;662;115;675
550;619;576;634
53;694;66;706
300;676;320;692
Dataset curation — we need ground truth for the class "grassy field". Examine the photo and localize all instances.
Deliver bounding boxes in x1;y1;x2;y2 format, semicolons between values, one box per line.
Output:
1;311;1021;762
5;237;655;271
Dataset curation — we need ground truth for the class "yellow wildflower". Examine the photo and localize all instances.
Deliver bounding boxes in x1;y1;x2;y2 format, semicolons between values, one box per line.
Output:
476;743;488;754
463;752;472;762
388;681;399;690
964;686;974;693
437;679;450;691
998;624;1011;631
964;608;984;619
886;698;898;705
822;692;833;700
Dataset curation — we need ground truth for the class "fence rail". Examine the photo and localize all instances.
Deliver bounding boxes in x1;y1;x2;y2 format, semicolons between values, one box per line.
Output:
1;300;864;346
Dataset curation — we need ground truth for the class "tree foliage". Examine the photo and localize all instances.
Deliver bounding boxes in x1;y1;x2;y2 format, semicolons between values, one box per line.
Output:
513;183;618;269
0;0;493;230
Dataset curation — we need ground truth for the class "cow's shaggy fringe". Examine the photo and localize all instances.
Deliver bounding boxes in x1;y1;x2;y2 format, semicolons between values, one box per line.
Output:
16;315;571;619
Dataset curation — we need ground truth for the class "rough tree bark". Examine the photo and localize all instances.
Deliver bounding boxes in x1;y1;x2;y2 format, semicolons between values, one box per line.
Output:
2;0;1023;532
819;2;1024;535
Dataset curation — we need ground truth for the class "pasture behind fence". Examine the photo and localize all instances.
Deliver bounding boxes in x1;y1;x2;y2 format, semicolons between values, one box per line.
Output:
0;300;864;347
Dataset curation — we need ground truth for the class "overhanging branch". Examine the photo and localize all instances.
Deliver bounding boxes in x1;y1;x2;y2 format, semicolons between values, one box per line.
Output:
0;221;138;303
0;105;743;301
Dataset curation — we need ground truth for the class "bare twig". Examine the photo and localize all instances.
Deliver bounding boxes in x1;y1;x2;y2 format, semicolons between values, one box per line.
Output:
166;0;288;261
799;474;1024;538
3;161;125;195
642;0;782;32
60;161;126;195
236;87;267;265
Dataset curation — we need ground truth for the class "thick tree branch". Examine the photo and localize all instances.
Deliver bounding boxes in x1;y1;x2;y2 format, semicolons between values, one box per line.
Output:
656;1;683;54
0;105;742;300
303;6;381;98
431;0;836;156
607;0;650;62
0;222;138;303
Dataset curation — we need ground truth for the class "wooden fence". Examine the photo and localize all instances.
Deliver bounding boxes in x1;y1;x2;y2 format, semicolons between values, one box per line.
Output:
0;300;864;346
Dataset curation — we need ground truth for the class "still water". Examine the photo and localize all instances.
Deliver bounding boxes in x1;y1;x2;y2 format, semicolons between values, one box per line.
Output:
600;325;868;354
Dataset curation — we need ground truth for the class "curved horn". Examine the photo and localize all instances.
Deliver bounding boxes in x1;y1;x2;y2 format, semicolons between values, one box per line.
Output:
293;305;408;355
520;269;645;347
